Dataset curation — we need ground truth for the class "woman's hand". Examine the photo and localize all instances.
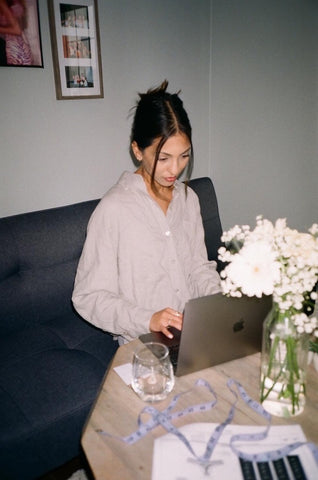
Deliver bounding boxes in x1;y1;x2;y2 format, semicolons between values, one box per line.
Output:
149;308;183;339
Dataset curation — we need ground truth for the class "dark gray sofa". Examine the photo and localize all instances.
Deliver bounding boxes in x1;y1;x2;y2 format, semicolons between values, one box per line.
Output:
0;177;223;479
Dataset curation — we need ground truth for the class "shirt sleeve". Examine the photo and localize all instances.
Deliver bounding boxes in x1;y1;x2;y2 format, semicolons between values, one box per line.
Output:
72;199;154;342
186;190;221;297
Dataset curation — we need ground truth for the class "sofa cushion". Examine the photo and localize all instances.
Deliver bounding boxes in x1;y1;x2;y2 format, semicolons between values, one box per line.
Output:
1;349;105;440
0;345;116;479
0;326;65;366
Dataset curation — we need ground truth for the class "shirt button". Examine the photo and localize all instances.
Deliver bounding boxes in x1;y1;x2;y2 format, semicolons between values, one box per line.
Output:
165;231;171;236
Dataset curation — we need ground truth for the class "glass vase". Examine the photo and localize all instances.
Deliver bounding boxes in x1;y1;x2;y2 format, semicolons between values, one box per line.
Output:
260;303;309;417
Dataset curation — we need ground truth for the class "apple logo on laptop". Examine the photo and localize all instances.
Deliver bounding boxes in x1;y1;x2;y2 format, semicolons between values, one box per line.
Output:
233;318;245;332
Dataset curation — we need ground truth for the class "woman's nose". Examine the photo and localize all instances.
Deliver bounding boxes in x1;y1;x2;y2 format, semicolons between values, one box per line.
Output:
168;159;179;175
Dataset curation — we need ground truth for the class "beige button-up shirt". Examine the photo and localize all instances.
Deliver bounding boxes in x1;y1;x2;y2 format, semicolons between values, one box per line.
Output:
72;172;221;343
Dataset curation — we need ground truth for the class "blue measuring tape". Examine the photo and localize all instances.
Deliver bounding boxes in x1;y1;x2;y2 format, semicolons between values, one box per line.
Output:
97;378;318;475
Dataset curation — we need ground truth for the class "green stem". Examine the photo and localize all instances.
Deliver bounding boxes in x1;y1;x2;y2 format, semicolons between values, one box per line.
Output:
260;364;284;402
267;336;280;378
262;333;304;414
260;303;309;416
286;336;297;413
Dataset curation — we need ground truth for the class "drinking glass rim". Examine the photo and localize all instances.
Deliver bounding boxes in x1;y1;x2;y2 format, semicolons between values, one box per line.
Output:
134;342;169;362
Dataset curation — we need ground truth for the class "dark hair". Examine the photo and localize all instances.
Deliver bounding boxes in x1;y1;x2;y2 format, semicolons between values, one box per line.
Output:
130;80;193;182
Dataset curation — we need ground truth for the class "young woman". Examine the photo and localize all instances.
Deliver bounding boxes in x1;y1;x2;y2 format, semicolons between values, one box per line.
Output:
72;81;220;344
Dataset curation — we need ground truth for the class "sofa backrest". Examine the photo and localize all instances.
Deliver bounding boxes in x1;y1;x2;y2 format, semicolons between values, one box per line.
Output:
0;177;223;335
188;177;223;269
0;200;98;334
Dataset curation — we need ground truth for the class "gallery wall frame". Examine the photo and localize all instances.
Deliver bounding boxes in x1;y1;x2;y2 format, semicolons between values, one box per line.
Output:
48;0;104;100
0;0;43;67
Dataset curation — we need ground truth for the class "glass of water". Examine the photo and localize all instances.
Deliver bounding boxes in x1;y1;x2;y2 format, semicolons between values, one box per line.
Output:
131;342;175;402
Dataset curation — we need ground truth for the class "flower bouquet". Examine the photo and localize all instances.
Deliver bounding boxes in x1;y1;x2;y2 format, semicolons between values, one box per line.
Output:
218;217;318;417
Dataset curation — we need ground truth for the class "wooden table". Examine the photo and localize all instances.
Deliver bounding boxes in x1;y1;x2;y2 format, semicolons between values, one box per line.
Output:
81;339;318;480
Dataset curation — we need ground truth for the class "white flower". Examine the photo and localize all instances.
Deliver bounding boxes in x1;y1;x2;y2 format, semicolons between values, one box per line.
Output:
218;216;318;319
294;313;317;335
309;224;318;236
275;218;287;231
222;241;280;298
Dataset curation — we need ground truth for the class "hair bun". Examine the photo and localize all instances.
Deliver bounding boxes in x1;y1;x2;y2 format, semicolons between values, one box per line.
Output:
138;80;169;101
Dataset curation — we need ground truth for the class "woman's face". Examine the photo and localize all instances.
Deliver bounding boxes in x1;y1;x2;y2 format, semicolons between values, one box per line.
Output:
133;132;191;188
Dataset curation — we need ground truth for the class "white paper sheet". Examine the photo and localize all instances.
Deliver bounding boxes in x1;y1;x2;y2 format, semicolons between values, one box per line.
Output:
114;362;132;385
152;423;317;480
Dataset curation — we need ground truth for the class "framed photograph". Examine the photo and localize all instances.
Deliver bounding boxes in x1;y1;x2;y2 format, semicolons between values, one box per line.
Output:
48;0;103;100
0;0;43;67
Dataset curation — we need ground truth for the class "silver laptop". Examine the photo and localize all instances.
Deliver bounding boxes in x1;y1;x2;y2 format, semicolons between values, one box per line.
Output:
139;293;272;376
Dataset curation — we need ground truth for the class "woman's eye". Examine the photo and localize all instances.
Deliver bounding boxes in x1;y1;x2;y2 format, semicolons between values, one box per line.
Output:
158;157;168;162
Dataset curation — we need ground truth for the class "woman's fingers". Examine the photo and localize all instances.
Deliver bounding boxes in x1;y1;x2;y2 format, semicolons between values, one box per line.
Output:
150;308;183;338
160;309;183;338
165;309;182;330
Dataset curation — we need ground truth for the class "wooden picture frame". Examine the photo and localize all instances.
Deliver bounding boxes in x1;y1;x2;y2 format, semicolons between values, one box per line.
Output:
48;0;103;100
0;0;43;67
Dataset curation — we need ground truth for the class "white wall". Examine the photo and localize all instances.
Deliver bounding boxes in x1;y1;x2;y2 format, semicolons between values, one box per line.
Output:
1;0;317;235
0;0;211;217
210;0;317;231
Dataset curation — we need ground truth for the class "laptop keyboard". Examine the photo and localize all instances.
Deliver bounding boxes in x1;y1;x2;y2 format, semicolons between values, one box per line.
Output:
168;344;179;371
239;455;307;480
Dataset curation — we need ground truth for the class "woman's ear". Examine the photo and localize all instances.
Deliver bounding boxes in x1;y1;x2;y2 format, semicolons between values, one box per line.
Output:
131;141;143;162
